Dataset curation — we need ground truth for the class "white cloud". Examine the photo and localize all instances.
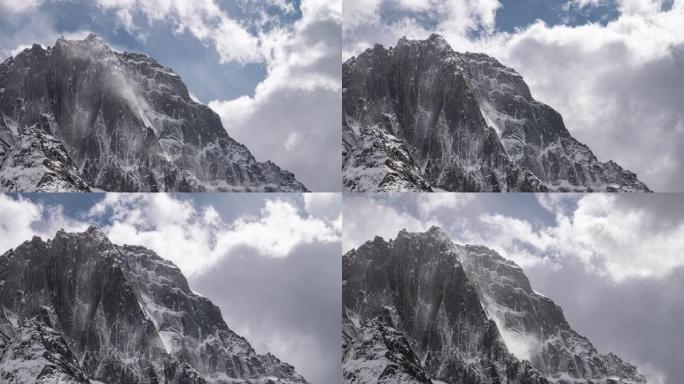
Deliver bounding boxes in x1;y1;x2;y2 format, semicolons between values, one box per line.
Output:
209;0;341;191
343;0;382;28
342;0;499;58
569;0;606;9
95;0;262;64
417;193;473;218
0;195;87;253
0;195;43;252
478;4;684;190
304;193;342;221
475;194;684;282
88;194;341;276
343;196;438;252
0;0;42;13
344;194;684;282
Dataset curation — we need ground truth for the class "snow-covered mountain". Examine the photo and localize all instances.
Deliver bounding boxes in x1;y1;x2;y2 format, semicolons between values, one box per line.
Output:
342;227;646;384
0;227;308;384
342;34;650;192
0;34;307;192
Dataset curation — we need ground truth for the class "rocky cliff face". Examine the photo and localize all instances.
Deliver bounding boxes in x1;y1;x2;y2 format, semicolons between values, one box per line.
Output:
0;227;308;384
342;227;646;384
0;34;307;192
342;34;650;192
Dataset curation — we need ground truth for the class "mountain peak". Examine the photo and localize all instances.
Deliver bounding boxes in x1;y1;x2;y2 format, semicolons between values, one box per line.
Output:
0;35;307;192
426;225;447;235
427;33;449;46
344;232;646;383
0;230;309;383
342;31;650;192
84;32;102;41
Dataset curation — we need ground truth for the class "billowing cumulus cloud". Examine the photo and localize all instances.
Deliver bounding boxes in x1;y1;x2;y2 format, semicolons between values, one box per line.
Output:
0;195;88;252
86;194;341;276
94;0;262;64
472;194;684;281
209;0;342;191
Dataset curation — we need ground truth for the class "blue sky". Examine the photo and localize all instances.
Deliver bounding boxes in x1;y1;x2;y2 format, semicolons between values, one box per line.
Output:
0;192;342;384
0;0;342;191
344;193;684;384
343;0;684;192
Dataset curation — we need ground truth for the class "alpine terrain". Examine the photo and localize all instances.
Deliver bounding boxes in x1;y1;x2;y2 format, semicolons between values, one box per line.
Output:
342;227;646;384
0;227;309;384
0;34;307;192
342;34;650;192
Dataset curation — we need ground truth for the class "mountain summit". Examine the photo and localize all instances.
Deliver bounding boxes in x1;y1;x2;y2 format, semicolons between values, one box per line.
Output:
0;227;308;384
0;34;307;192
342;227;646;383
342;35;650;192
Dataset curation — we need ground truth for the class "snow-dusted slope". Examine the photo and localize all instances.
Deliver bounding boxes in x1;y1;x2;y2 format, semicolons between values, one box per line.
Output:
0;35;307;192
342;227;646;384
0;227;308;384
342;34;650;192
343;317;432;384
0;115;89;191
0;319;90;384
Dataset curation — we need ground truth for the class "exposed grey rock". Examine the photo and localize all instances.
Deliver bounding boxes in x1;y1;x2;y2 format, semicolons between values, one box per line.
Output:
0;35;307;192
0;227;308;384
342;227;645;383
0;319;90;384
343;317;433;384
342;34;649;192
0;115;90;191
459;244;646;383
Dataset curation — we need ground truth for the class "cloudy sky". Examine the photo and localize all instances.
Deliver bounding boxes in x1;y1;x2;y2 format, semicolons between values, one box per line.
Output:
0;193;342;384
344;0;684;192
344;193;684;384
0;0;341;191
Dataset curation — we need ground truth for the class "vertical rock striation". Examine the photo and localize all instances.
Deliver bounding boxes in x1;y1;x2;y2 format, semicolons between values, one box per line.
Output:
342;227;646;384
0;227;309;384
342;34;649;192
0;35;307;192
